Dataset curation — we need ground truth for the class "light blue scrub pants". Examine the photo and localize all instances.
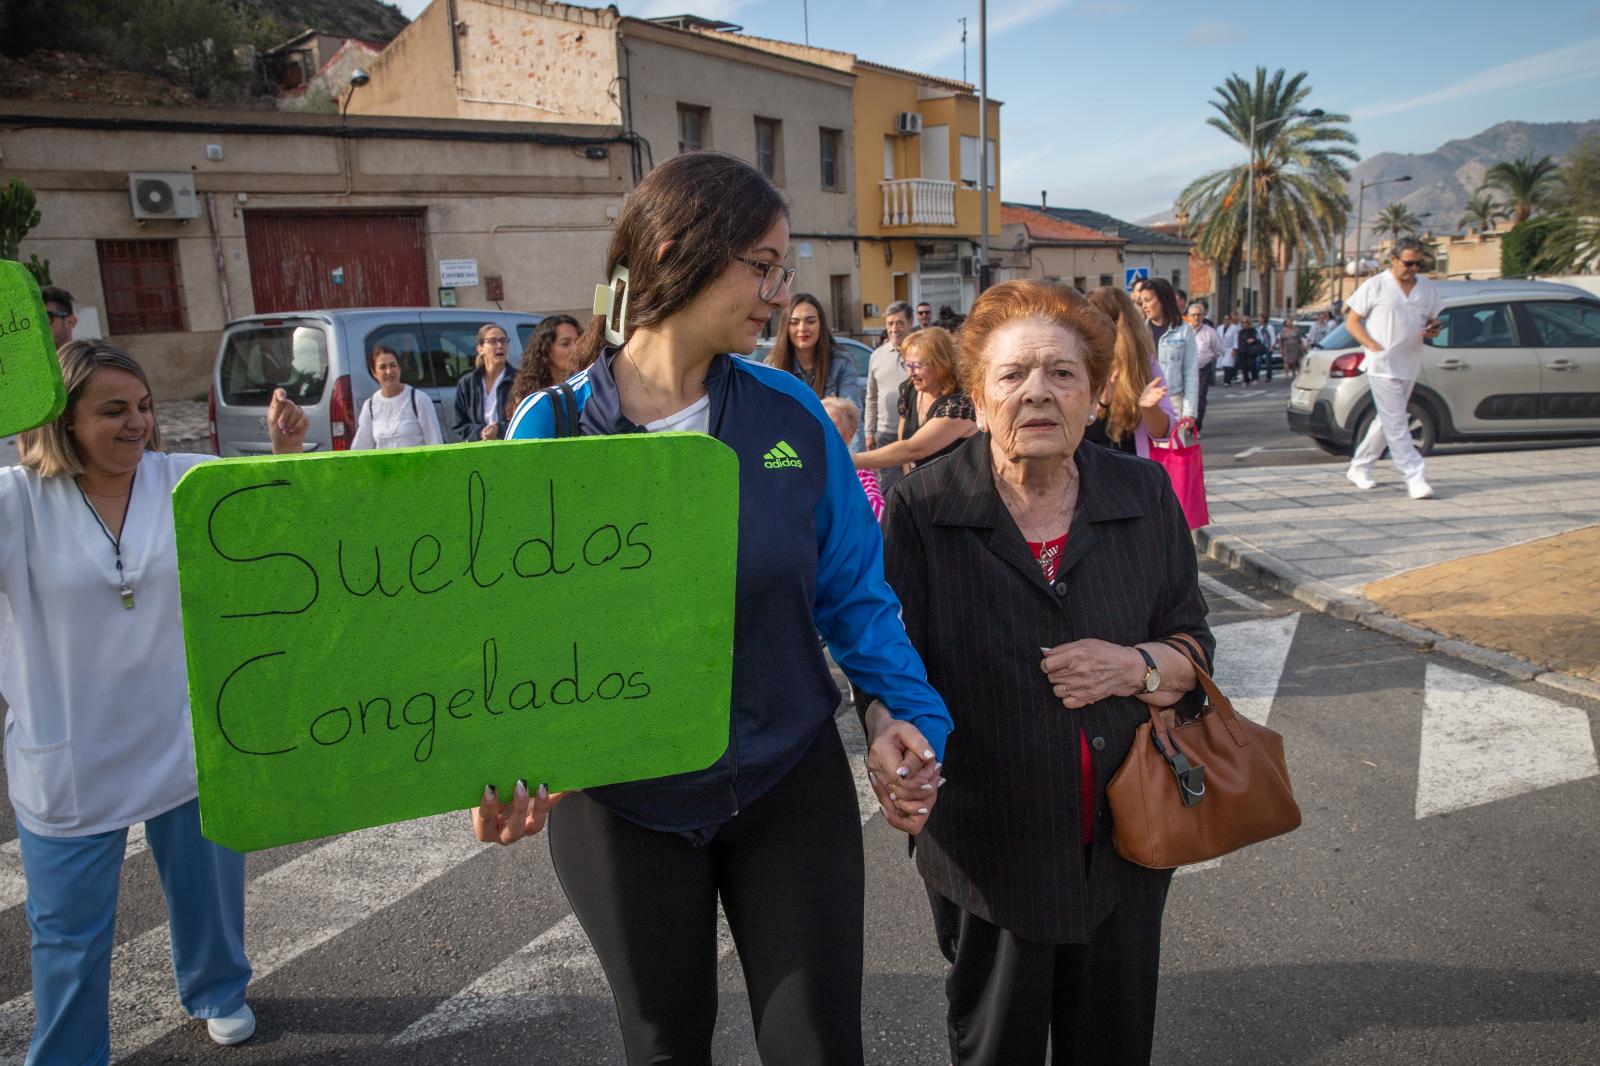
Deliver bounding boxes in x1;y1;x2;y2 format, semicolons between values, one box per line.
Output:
16;798;251;1066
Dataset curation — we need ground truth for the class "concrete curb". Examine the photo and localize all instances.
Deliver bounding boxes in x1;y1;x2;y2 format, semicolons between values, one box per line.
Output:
1194;526;1600;704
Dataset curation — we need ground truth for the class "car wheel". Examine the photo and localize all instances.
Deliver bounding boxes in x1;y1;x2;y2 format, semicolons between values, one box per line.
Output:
1352;401;1439;458
1311;437;1349;457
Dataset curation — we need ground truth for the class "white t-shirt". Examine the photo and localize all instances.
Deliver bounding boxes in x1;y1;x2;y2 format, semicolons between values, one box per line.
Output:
1;451;209;836
352;385;445;450
644;395;711;434
1346;270;1442;380
482;368;507;427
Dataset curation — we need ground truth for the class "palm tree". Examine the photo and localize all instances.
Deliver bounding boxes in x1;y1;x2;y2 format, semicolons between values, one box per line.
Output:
1371;202;1424;243
1178;68;1356;314
1480;153;1559;223
1458;194;1509;234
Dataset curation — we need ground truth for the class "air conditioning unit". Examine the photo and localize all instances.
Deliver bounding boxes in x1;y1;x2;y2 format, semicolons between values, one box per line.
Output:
895;112;923;136
128;173;201;220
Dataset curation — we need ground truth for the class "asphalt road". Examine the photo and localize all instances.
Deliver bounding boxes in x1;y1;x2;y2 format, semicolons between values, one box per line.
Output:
2;562;1598;1065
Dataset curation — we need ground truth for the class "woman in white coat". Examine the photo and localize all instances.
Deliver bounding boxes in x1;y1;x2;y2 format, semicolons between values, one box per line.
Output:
2;340;307;1063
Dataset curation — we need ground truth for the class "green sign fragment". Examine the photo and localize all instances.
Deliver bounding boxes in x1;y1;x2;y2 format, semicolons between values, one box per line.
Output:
0;259;67;437
174;435;739;851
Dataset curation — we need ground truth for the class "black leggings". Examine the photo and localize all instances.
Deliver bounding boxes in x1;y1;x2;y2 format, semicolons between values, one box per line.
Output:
548;723;866;1066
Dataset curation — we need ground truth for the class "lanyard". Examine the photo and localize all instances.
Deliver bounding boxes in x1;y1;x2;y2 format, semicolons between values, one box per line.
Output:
75;467;138;609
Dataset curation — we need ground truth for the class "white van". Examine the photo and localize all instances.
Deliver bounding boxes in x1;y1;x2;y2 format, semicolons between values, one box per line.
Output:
210;308;546;456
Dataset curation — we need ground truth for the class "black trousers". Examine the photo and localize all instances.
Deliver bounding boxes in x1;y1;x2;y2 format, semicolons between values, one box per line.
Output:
930;880;1170;1066
1195;364;1213;432
548;723;866;1066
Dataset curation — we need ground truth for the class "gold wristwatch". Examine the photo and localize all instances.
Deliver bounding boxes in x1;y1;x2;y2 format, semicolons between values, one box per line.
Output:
1136;646;1161;693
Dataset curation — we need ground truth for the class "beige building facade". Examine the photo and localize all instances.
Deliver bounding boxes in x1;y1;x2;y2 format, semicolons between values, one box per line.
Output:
997;205;1125;290
5;102;627;399
352;1;862;330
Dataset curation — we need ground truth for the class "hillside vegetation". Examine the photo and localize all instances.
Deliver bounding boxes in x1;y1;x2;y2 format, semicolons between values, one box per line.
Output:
0;0;409;103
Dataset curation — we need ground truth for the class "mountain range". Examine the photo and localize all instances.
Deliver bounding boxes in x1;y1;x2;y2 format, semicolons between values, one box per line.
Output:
1137;119;1600;238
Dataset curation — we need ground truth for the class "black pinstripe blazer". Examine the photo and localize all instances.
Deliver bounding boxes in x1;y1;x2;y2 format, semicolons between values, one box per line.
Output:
870;433;1214;945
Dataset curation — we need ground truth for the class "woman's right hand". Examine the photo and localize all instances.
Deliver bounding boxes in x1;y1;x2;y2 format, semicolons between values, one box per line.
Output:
1138;379;1168;411
471;779;563;845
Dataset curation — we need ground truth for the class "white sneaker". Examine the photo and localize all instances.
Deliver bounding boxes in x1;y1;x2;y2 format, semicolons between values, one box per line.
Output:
1346;468;1377;490
207;1004;256;1046
1406;477;1435;500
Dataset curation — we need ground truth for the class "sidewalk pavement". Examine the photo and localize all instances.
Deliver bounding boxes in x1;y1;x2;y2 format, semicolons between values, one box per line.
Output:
1195;445;1600;700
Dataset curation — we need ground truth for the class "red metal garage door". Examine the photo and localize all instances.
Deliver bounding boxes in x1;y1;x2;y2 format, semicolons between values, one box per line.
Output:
244;212;428;313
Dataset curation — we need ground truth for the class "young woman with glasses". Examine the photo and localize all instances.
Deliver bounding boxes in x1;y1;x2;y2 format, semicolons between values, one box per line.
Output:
486;151;952;1065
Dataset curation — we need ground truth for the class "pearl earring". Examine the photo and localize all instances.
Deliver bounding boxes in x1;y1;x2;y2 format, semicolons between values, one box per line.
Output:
1086;412;1097;425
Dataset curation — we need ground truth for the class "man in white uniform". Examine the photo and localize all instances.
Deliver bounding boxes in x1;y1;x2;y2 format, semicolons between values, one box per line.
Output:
1343;237;1442;498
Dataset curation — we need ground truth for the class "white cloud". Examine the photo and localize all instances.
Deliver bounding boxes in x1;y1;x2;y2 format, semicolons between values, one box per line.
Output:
907;0;1073;71
1353;36;1600;120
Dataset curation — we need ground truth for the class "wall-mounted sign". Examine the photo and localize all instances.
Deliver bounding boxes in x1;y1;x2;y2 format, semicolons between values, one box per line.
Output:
439;259;480;288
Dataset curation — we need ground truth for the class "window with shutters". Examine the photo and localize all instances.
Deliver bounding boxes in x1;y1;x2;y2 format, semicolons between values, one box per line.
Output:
96;239;186;334
677;104;709;153
755;117;782;184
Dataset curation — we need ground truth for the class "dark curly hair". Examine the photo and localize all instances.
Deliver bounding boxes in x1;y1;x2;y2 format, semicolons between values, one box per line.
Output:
507;314;585;417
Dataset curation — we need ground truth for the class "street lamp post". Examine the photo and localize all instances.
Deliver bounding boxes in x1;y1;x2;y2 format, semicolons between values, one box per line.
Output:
1243;108;1321;317
1341;174;1412;301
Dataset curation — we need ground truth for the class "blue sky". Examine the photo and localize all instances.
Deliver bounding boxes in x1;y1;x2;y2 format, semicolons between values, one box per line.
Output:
395;0;1600;222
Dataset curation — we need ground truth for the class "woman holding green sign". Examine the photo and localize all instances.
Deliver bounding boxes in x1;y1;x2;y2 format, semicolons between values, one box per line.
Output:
487;151;952;1065
1;341;308;1062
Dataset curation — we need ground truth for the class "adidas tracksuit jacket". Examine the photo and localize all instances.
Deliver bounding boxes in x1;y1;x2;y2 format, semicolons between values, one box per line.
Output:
505;347;952;840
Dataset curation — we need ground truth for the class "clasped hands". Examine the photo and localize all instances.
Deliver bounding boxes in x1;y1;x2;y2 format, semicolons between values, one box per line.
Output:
863;701;942;836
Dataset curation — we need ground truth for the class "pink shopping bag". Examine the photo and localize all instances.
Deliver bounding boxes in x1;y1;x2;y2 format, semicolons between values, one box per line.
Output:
1149;428;1209;530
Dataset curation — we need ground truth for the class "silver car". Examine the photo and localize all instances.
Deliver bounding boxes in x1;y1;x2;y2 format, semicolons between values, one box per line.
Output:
210;308;545;455
1287;279;1600;455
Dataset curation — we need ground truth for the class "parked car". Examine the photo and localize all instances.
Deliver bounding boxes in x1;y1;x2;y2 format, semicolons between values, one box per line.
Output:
211;307;546;455
1287;279;1600;456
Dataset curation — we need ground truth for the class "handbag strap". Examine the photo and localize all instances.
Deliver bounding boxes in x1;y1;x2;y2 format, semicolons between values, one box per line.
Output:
1164;632;1249;748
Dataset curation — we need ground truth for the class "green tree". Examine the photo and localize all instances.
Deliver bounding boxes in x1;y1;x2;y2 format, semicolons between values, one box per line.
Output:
1501;216;1559;276
1458;194;1509;234
1480;153;1559;224
1371;202;1424;243
1178;67;1357;314
1531;132;1600;273
0;179;51;285
124;0;252;100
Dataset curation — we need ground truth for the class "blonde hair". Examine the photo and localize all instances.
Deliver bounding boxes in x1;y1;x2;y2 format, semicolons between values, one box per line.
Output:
819;395;860;439
21;340;164;479
1085;286;1155;444
903;327;962;396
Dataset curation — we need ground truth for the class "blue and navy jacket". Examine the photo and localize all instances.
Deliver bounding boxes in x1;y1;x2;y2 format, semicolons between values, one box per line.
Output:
506;349;952;838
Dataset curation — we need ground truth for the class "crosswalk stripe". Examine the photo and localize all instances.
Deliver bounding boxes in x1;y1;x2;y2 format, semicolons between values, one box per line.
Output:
0;824;148;913
1416;665;1599;819
0;813;485;1064
393;718;882;1048
1211;614;1301;726
1199;572;1273;614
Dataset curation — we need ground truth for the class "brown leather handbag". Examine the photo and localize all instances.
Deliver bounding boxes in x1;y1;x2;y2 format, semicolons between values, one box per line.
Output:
1106;633;1301;869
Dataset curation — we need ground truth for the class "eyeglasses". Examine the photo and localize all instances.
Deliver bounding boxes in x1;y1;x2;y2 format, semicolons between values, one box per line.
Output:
1398;258;1425;269
904;361;927;371
483;338;509;346
733;255;797;301
46;310;70;320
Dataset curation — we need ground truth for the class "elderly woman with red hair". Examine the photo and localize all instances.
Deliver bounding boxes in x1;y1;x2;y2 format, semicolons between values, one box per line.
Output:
858;280;1214;1065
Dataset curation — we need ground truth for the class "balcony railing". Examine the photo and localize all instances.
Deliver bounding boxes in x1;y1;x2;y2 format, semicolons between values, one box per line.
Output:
880;179;957;227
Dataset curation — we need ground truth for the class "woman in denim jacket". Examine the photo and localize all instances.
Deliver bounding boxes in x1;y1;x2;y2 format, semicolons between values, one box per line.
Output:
1134;277;1199;420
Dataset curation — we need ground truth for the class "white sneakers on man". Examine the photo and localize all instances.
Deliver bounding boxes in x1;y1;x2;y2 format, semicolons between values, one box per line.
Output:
1346;467;1377;491
207;1003;257;1046
1406;477;1435;500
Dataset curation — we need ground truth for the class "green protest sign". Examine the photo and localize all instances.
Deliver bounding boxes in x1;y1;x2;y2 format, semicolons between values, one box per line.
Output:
0;260;67;437
173;435;739;851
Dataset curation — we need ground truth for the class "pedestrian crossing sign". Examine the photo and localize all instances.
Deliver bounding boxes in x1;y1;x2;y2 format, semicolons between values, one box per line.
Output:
1124;267;1149;292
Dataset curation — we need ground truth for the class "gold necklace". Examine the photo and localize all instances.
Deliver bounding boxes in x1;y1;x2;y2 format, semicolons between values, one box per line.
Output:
625;347;676;425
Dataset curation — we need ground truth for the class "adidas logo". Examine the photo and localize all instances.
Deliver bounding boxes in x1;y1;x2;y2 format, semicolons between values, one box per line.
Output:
763;440;803;469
